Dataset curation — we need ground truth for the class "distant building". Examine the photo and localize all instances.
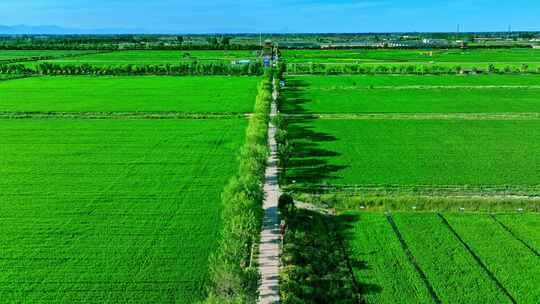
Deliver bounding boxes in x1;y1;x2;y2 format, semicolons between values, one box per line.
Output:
262;39;273;57
232;60;252;65
422;38;449;46
460;68;485;75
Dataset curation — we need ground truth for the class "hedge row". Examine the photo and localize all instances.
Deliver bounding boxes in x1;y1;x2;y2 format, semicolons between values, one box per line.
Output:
205;75;273;303
0;62;265;76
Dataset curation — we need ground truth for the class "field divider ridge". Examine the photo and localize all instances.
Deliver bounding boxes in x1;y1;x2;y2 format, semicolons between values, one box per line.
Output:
489;214;540;257
385;213;442;304
282;112;540;121
0;111;250;120
311;85;540;90
436;213;517;303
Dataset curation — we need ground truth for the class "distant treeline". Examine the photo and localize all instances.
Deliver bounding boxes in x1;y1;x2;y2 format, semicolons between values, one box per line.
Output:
280;44;536;50
0;62;265;76
286;63;540;75
1;43;535;51
0;43;262;51
0;36;260;51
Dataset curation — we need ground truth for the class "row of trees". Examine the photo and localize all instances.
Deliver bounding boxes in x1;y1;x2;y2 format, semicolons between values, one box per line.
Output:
205;74;273;303
0;62;265;76
286;63;540;75
0;41;261;51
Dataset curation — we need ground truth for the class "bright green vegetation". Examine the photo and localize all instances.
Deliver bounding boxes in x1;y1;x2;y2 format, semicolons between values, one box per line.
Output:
282;75;540;114
392;213;511;303
0;76;260;113
494;214;540;251
38;50;258;66
345;211;540;303
346;212;434;303
0;50;93;61
0;118;247;303
293;74;540;87
286;119;540;191
445;213;540;303
283;48;540;64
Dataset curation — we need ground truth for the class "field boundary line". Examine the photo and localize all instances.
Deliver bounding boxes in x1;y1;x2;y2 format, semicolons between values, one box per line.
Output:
282;112;540;121
489;215;540;257
309;85;540;90
0;111;250;120
385;213;442;304
437;213;517;304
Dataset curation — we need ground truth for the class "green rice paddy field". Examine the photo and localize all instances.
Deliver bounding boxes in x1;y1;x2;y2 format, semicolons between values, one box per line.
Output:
286;119;540;191
0;118;247;303
282;75;540;114
27;50;258;66
0;76;260;113
283;74;540;194
283;48;540;64
0;72;258;302
346;212;540;303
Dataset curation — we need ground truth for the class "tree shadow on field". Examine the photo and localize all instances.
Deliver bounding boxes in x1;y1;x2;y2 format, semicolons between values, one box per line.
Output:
283;208;382;302
280;78;348;189
334;212;383;299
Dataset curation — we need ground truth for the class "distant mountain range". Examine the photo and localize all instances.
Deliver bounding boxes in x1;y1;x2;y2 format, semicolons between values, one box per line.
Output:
0;25;158;35
0;24;290;35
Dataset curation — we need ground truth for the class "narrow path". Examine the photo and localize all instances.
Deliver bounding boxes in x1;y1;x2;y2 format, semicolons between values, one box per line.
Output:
257;78;281;304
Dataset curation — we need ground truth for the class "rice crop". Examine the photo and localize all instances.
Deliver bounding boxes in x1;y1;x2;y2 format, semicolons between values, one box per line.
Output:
0;118;247;303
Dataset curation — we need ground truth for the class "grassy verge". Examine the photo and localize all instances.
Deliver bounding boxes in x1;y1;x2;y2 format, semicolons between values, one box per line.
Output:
293;192;540;213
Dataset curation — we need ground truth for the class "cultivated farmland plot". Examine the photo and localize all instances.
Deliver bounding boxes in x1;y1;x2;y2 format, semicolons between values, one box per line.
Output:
285;118;540;193
279;53;540;302
0;118;247;303
493;214;540;252
0;76;260;113
282;75;540;114
283;48;540;64
282;73;540;196
345;212;540;304
345;212;434;303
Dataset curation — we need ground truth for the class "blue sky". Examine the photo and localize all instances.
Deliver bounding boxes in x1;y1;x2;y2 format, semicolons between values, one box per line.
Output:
1;0;539;33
